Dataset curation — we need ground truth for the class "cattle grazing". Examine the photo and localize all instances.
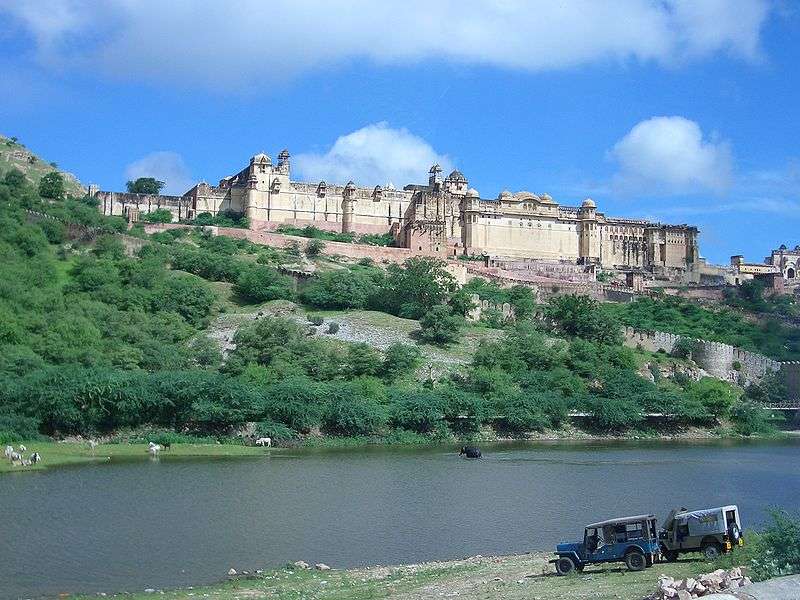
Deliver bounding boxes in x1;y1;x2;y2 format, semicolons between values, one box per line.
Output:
88;440;99;455
459;446;482;459
30;452;41;464
162;442;171;451
148;442;161;455
4;445;13;459
18;445;26;452
255;437;272;447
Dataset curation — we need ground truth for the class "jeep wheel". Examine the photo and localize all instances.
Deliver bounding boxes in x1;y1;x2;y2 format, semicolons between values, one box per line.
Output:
702;542;722;560
555;556;576;575
625;551;646;572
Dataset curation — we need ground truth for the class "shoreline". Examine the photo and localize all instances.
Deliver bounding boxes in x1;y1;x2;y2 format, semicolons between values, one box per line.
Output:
2;430;794;473
68;550;742;600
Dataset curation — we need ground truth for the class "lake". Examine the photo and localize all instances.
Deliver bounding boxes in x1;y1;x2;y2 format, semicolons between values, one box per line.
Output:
3;439;800;599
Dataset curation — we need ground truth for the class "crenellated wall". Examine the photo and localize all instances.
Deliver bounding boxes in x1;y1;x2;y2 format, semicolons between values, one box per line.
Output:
621;326;782;384
465;293;516;322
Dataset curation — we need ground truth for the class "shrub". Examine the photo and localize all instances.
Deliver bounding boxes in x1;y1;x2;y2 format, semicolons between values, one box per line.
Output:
749;509;800;581
301;270;377;309
322;390;385;436
305;239;325;256
327;322;340;334
38;171;65;200
686;377;739;419
418;305;462;346
93;235;126;259
383;343;423;380
730;401;776;436
142;208;173;223
389;389;443;433
495;391;550;433
308;315;324;326
545;294;622;345
346;343;383;378
234;265;294;303
671;337;696;359
582;394;643;430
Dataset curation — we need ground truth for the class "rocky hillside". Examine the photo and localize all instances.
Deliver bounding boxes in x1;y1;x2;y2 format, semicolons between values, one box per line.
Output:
0;133;84;195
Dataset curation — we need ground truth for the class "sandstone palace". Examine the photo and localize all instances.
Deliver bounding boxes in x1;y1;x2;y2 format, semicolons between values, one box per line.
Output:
93;149;699;274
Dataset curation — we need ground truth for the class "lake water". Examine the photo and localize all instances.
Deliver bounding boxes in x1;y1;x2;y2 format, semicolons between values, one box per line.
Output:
3;439;800;599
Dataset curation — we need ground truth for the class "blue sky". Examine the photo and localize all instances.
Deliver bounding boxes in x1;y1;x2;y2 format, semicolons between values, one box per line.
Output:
1;0;798;264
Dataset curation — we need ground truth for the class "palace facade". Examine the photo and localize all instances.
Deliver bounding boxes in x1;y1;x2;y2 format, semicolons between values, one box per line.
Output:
95;150;700;272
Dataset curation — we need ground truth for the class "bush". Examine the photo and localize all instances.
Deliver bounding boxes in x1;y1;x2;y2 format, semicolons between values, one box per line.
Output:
686;377;739;419
495;391;550;433
305;239;325;256
749;509;800;581
418;305;462;346
546;294;622;344
301;270;377;309
234;265;294;303
383;343;423;380
671;337;696;359
322;387;385;436
38;172;65;200
308;314;324;326
93;235;126;259
582;394;643;430
142;208;173;223
327;322;340;334
730;401;776;436
389;389;443;433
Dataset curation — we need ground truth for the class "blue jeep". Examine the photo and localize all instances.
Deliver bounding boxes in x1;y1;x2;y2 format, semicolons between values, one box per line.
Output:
552;514;661;574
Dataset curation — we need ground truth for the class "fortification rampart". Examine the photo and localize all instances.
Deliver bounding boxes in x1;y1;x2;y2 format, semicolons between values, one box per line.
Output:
622;326;782;384
95;191;192;221
465;293;516;323
142;223;440;264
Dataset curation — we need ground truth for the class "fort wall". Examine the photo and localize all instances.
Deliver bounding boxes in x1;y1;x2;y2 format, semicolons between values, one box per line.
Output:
465;293;516;322
621;326;782;384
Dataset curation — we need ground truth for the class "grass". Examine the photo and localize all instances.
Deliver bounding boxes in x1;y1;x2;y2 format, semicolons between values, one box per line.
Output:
72;551;746;600
0;441;267;473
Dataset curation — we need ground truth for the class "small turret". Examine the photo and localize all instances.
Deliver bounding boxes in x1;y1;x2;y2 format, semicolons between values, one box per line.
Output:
428;164;443;189
342;181;357;233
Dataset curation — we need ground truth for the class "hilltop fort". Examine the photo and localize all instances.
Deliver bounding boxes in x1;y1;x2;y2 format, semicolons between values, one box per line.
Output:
91;149;699;277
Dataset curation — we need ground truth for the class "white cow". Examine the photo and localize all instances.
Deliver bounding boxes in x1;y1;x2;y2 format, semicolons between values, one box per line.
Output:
88;440;99;455
4;445;13;459
255;437;272;447
18;445;26;452
148;442;161;455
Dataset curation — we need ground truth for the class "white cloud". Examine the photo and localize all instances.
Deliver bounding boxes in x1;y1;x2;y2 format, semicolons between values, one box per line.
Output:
293;123;453;187
610;116;733;193
125;151;193;195
0;0;771;88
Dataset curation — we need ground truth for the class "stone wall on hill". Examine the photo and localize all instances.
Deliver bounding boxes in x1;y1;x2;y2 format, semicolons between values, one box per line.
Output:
622;326;781;384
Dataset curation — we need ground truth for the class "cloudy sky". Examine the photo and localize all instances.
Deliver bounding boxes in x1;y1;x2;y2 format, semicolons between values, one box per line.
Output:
1;0;798;263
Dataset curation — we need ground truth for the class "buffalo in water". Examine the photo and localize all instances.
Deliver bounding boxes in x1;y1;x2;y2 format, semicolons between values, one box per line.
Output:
459;446;482;459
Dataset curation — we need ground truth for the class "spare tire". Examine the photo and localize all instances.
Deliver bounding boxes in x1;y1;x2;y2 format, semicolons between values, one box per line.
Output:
729;523;741;543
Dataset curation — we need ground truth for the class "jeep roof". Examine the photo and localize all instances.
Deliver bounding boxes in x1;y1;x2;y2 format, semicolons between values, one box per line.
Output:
585;514;657;529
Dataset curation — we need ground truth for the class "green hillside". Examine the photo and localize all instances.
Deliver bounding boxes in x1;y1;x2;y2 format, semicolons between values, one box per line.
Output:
0;134;84;196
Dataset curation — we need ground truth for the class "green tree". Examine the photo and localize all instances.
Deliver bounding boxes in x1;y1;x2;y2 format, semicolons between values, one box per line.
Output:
389;388;443;433
379;257;458;318
383;343;423;380
301;270;377;309
546;294;622;344
418;304;462;346
142;208;174;223
233;265;294;303
686;377;739;419
38;172;65;200
126;177;165;194
3;168;25;189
